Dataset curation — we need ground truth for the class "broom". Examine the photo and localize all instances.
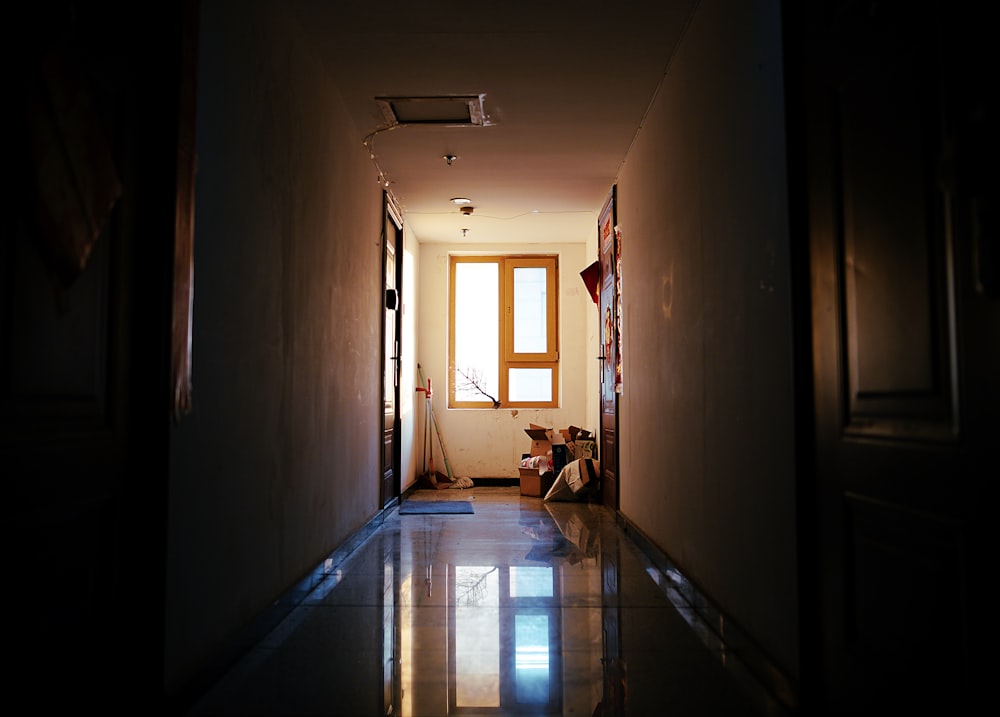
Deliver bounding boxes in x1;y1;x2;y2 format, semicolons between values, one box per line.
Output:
427;397;444;486
421;377;433;485
416;372;434;487
428;398;455;484
418;364;453;486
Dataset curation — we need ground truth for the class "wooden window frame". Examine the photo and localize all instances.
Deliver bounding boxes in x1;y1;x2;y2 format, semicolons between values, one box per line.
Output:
449;255;559;409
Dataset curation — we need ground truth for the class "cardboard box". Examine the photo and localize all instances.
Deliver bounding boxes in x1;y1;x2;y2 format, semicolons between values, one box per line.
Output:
524;425;552;457
519;467;556;497
519;423;560;496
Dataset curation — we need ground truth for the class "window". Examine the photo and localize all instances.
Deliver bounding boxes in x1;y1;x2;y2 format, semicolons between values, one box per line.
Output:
449;255;559;408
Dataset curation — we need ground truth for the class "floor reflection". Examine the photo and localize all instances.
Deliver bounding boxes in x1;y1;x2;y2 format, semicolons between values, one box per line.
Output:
187;488;771;716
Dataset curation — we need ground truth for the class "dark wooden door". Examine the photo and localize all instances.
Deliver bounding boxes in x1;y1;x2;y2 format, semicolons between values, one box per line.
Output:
794;2;995;713
382;194;402;508
598;189;619;509
4;1;198;709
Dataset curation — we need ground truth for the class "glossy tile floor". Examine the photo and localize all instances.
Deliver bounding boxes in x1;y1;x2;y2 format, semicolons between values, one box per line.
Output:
186;487;785;716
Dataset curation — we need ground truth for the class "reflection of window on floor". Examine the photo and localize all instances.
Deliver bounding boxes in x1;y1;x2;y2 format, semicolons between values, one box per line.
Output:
451;565;561;713
511;566;553;597
455;566;500;708
515;614;549;704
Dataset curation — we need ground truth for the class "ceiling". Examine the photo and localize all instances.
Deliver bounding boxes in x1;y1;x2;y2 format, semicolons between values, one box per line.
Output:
291;0;697;245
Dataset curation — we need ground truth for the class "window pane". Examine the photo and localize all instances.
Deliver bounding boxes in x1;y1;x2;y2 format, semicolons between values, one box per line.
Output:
454;263;498;402
508;368;552;402
513;266;547;354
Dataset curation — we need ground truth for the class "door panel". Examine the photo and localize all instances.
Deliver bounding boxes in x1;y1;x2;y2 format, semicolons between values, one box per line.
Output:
382;194;402;508
598;189;619;509
797;2;994;712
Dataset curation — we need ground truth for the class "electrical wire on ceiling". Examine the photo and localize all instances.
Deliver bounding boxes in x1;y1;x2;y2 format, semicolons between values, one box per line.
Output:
362;125;399;189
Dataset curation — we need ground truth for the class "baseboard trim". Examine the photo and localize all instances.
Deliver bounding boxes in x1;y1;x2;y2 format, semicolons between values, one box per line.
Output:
616;511;799;716
404;476;520;493
166;500;398;714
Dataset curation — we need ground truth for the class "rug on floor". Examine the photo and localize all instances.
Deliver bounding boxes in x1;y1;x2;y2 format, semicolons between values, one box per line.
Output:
398;500;474;515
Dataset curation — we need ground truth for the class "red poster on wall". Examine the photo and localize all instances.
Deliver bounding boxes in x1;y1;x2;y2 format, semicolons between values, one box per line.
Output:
614;225;622;393
599;201;622;394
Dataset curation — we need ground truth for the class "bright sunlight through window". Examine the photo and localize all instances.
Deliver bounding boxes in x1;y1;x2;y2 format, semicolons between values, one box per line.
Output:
449;256;559;408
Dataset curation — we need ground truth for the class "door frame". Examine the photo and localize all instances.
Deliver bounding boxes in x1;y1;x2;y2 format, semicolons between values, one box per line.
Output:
598;186;620;510
381;191;403;509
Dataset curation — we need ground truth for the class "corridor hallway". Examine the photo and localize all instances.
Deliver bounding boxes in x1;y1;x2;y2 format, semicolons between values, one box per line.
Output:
185;487;788;716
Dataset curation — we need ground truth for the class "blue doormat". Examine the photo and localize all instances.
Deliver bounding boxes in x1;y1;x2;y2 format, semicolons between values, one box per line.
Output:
398;500;474;515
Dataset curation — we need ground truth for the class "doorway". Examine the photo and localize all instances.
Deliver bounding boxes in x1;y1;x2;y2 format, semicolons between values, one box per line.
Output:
382;192;403;509
598;188;620;510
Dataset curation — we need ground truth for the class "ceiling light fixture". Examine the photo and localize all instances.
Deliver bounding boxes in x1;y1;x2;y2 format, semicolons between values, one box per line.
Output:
451;197;471;205
460;206;475;216
443;154;458;166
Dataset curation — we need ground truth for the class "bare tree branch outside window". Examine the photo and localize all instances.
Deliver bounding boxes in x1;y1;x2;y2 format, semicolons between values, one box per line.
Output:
456;365;501;408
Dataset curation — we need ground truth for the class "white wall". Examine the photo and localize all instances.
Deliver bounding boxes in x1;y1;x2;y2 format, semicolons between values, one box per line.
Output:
415;242;595;479
615;0;799;678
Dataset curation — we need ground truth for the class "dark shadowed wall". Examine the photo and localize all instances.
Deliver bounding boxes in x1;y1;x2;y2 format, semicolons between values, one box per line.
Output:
165;0;385;692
